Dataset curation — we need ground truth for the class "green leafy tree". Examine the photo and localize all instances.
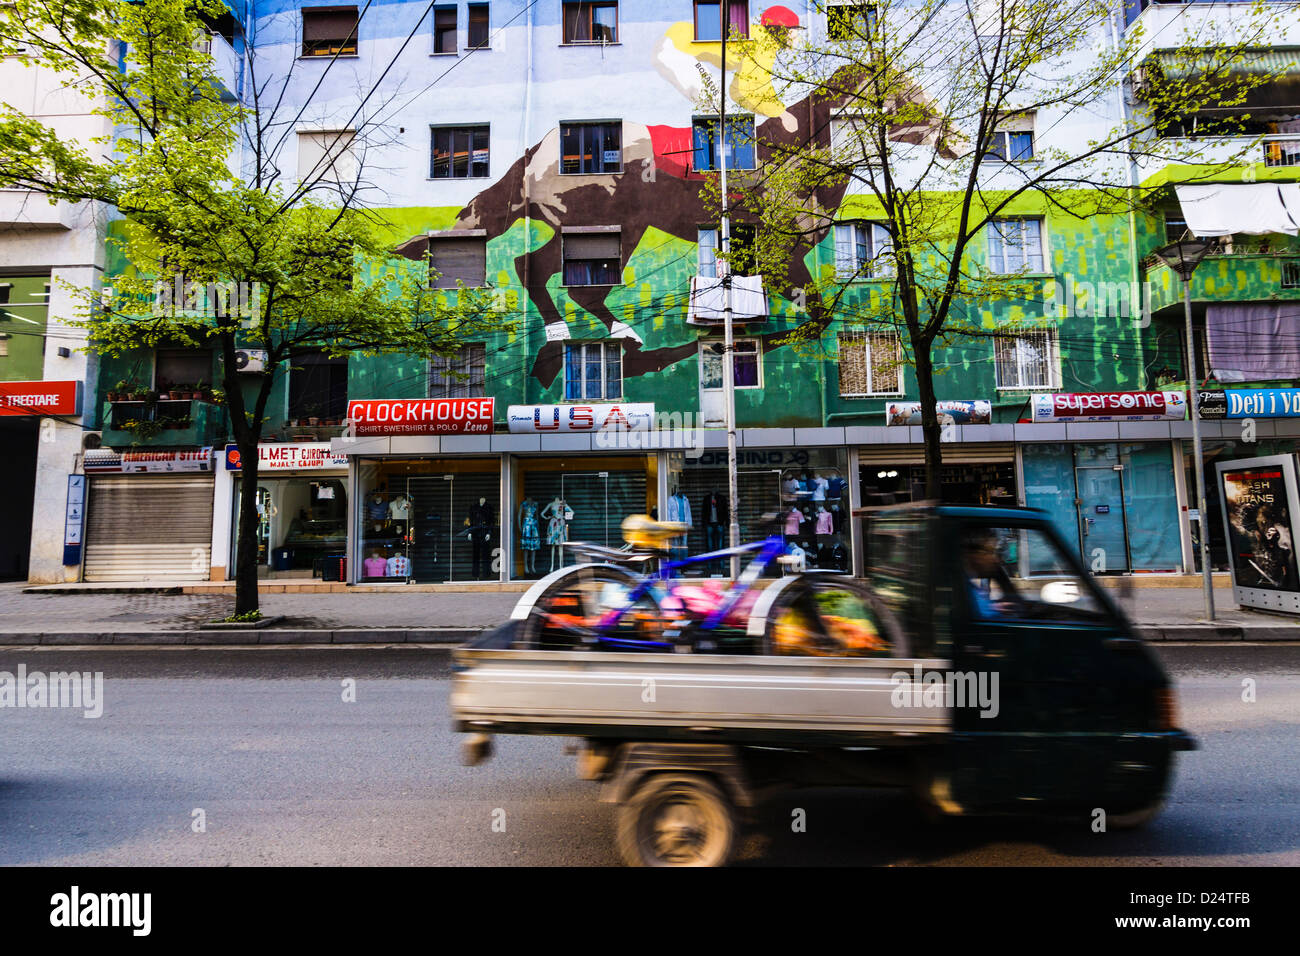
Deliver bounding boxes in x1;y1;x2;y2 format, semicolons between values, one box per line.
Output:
1;0;506;612
704;0;1284;496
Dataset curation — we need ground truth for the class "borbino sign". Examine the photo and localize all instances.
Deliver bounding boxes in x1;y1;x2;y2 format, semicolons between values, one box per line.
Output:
1031;391;1187;422
346;398;494;436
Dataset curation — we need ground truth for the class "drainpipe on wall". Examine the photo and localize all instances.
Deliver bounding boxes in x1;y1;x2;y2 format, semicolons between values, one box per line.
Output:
522;1;534;403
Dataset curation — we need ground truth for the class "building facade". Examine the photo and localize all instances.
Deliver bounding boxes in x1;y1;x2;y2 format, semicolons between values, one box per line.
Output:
9;0;1300;585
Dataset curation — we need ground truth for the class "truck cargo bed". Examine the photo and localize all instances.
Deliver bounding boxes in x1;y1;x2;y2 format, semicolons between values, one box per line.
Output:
451;622;952;745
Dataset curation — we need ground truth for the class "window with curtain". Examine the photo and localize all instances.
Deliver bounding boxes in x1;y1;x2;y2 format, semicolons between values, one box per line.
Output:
562;232;621;286
694;0;748;41
834;221;893;279
301;7;359;57
698;228;718;277
565;341;622;400
430;126;490;178
430;344;486;398
986;217;1045;273
562;1;618;43
700;340;761;389
838;331;902;395
692;115;755;171
993;328;1058;389
560;122;622;174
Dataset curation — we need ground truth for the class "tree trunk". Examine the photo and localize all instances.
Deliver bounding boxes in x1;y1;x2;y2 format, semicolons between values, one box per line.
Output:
234;446;261;616
913;338;944;500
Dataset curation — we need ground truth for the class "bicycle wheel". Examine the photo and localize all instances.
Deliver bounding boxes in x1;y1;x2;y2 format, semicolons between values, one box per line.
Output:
513;564;663;650
754;574;906;658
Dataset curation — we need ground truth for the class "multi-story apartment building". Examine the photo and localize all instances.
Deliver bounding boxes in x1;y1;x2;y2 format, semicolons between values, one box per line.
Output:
12;0;1300;587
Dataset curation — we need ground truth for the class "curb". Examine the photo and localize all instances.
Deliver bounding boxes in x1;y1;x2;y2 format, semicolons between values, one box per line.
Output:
1135;624;1300;641
0;628;482;646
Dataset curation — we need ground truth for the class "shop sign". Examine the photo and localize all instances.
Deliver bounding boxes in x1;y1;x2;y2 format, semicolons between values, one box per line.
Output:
63;475;85;566
0;380;81;417
506;403;655;434
1030;391;1186;422
346;398;494;436
1215;454;1300;613
886;400;992;426
83;448;214;473
1198;388;1300;420
224;443;348;471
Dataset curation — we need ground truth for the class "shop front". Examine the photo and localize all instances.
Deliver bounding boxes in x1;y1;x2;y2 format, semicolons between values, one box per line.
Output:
81;448;216;581
215;443;349;580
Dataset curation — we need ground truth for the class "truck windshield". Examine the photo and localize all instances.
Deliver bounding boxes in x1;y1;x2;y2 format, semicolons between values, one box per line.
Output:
962;524;1110;624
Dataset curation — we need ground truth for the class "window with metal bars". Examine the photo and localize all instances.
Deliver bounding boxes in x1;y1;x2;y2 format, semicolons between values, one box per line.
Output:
429;344;486;398
838;331;903;396
993;329;1058;389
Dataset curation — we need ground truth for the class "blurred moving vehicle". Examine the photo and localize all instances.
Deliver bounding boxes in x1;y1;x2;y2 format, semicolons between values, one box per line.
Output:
451;504;1196;867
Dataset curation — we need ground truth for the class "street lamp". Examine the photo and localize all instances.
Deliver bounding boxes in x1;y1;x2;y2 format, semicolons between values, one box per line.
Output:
1154;236;1216;621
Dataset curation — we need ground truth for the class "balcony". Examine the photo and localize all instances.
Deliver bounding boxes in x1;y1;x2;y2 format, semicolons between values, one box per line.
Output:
101;399;229;448
1144;247;1300;312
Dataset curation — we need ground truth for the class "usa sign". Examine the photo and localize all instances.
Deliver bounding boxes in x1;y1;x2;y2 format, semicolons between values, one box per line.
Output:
346;398;494;436
506;403;655;433
1030;391;1187;423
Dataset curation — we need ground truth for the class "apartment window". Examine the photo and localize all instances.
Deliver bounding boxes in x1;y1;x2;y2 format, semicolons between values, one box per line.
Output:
827;2;875;40
701;340;761;389
838;331;903;396
430;343;486;398
697;224;757;277
698;228;718;277
468;4;490;48
301;6;359;57
561;122;622;174
564;341;622;400
830;112;871;164
693;115;755;171
289;349;349;420
994;329;1058;389
1282;260;1300;290
986;218;1045;274
297;130;357;183
694;1;748;42
834;221;893;279
431;126;490;178
562;232;621;286
562;1;617;44
155;349;213;390
433;6;457;54
983;115;1035;163
429;235;487;289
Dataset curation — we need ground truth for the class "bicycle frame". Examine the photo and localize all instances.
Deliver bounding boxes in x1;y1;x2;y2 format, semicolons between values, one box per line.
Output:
593;534;788;650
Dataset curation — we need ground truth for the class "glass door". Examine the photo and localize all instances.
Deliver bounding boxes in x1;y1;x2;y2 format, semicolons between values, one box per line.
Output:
1075;466;1130;573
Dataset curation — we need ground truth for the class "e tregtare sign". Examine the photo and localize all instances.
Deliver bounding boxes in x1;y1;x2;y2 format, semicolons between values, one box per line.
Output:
506;403;656;433
0;380;81;417
345;398;494;436
1198;389;1300;420
225;443;349;470
1030;391;1187;422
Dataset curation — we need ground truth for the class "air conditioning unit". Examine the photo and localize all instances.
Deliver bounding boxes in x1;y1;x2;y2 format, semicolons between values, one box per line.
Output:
82;431;103;451
234;349;268;373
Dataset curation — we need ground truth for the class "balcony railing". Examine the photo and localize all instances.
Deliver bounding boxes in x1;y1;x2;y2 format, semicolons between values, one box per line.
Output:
1264;135;1300;168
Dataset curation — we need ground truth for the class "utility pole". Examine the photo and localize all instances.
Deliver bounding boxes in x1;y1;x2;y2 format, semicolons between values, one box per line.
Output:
720;8;740;579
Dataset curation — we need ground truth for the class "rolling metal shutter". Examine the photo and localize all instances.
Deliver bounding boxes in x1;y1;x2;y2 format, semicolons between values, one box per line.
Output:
856;442;1015;464
84;476;214;581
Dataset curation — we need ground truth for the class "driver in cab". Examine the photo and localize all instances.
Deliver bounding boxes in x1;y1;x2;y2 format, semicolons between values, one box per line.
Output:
961;527;1021;619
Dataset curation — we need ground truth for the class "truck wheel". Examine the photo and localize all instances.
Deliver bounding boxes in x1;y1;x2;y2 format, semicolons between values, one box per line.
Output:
616;774;735;867
1109;799;1165;830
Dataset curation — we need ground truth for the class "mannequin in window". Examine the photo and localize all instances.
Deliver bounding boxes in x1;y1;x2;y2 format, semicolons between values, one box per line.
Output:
815;503;834;536
784;506;805;539
518;496;541;575
700;489;727;576
466;496;494;579
665;485;692;572
810;473;829;502
542;497;573;572
366;489;388;522
363;550;388;579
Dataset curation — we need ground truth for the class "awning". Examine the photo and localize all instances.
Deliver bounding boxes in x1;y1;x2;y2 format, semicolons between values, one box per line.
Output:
1150;48;1300;81
686;275;768;324
1174;183;1300;237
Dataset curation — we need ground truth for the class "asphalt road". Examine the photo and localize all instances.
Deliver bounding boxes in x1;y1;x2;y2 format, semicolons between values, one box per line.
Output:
1;644;1297;866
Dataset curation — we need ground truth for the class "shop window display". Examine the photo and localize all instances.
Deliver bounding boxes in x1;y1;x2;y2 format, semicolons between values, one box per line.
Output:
358;458;500;582
236;477;346;577
511;455;655;579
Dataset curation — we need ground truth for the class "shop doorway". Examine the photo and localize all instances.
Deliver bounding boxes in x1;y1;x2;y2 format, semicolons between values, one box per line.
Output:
234;476;347;578
1074;465;1130;573
0;417;38;580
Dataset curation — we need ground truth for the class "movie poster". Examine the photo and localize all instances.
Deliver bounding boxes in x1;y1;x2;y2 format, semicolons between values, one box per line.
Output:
1220;465;1300;592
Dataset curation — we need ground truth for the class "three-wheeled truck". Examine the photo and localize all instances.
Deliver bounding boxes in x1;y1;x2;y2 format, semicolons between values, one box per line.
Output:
451;504;1197;866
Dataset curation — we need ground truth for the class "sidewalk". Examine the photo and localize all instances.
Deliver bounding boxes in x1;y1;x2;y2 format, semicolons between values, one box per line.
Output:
1;581;1297;644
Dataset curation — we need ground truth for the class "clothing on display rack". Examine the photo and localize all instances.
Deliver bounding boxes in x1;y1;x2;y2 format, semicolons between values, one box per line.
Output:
815;506;834;535
385;554;411;577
